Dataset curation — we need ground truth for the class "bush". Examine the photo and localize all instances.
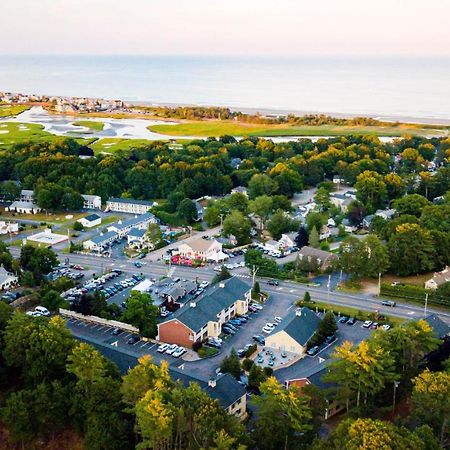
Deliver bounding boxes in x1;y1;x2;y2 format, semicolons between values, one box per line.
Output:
192;341;203;352
73;221;84;231
242;358;254;372
380;283;449;307
244;343;257;358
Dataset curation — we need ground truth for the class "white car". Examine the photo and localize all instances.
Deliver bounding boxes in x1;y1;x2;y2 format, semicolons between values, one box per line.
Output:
262;325;274;334
200;281;209;288
26;311;42;317
165;344;179;355
265;322;275;329
251;303;263;310
381;324;391;331
35;306;50;317
274;316;282;324
362;320;373;328
173;346;186;358
157;343;170;353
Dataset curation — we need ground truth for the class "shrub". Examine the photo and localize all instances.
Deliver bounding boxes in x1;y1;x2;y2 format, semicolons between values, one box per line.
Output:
242;358;254;372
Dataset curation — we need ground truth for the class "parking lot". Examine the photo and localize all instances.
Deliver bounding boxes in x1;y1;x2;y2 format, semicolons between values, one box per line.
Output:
66;317;191;366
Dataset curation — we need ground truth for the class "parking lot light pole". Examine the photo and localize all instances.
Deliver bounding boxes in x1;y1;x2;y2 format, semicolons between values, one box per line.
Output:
392;381;400;413
378;272;382;296
424;293;428;317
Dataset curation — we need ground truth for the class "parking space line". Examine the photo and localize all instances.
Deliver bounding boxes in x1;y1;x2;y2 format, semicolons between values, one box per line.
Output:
123;333;131;339
140;342;148;348
133;341;141;346
97;326;107;331
147;343;156;350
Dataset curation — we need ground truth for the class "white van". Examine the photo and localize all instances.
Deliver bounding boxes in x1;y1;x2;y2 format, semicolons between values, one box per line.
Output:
35;306;50;317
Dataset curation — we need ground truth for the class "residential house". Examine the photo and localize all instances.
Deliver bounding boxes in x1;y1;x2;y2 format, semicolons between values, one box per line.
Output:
329;193;354;212
341;218;357;233
297;246;338;271
264;239;280;253
375;208;396;221
157;277;251;348
319;225;331;241
265;308;321;355
362;214;374;229
231;186;248;197
278;232;297;251
193;200;204;221
107;212;157;238
83;231;118;252
425;267;450;290
178;238;223;262
127;228;148;248
6;201;41;214
0;221;18;235
106;197;155;215
77;213;101;229
421;313;450;339
0;266;18;290
20;189;34;202
82;194;102;210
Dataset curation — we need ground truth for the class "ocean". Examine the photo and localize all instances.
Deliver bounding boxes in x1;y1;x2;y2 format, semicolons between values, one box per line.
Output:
1;55;450;121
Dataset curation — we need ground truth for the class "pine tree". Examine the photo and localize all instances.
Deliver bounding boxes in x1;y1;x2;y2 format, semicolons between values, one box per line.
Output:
309;226;320;248
295;225;309;248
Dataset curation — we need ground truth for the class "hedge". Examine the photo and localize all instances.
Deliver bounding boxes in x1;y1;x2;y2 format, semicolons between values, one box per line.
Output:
380;283;449;307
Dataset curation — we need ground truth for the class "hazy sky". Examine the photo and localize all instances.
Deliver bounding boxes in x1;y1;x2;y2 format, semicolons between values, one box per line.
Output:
1;0;449;56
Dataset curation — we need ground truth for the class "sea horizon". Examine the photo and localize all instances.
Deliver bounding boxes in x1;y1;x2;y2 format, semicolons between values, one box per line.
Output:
1;54;450;122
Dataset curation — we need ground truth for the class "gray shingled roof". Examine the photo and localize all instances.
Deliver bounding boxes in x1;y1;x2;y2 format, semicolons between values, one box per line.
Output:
269;307;321;346
422;314;450;339
110;212;156;230
89;231;117;245
169;277;250;332
84;213;101;222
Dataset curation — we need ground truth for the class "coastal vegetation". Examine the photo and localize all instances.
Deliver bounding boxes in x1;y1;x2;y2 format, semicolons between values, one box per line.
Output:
148;120;447;138
72;120;105;131
0;103;30;117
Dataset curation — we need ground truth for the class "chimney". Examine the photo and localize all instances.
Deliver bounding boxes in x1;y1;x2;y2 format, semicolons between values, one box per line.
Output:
295;308;302;317
118;220;122;225
208;379;216;388
219;282;225;288
190;302;196;308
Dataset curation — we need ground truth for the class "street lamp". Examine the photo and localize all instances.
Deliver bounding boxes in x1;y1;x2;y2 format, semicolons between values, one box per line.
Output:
392;381;400;413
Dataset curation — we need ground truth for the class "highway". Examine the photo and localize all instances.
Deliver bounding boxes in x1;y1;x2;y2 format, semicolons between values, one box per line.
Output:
9;247;450;324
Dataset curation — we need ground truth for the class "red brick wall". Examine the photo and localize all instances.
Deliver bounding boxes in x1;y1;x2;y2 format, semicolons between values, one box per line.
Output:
158;320;194;348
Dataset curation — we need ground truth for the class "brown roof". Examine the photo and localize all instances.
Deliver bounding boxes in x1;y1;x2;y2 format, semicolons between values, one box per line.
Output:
298;246;337;262
182;238;219;252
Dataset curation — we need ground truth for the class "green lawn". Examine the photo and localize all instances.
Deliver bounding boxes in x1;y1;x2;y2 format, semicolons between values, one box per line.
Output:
73;120;105;131
0;122;96;148
90;138;152;154
148;120;448;138
0;104;30;118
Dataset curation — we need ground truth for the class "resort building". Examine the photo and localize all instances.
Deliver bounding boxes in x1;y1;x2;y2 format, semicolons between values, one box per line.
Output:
107;212;157;238
83;231;118;252
106;197;155;215
177;238;223;262
77;213;101;228
6;201;41;214
82;194;102;210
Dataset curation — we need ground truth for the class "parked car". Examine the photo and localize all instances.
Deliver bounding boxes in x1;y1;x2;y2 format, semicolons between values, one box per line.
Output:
157;343;170;353
225;323;238;331
347;317;356;325
325;335;336;344
173;346;186;358
127;335;140;345
362;320;373;328
112;328;122;335
274;316;282;324
35;306;50;317
381;324;391;331
222;327;235;335
370;322;379;329
307;346;319;356
237;349;247;358
250;303;263;310
339;316;349;323
262;325;274;334
252;335;265;345
165;344;179;355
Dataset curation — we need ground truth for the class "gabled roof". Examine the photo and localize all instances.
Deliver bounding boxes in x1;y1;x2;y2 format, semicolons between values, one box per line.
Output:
181;238;220;253
422;314;450;339
298;246;336;263
82;194;101;201
128;228;146;238
89;231;117;245
268;307;321;346
167;277;250;332
109;212;156;230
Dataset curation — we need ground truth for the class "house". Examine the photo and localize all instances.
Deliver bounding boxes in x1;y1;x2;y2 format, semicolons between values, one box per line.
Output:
297;246;338;271
329;193;353;212
5;201;41;214
265;308;321;355
82;194;102;210
296;202;317;218
193;201;204;221
106;197;155;215
327;218;336;227
20;189;34;202
362;214;374;229
319;225;330;240
77;213;101;229
230;158;242;169
341;218;357;233
127;228;147;247
332;175;345;185
375;208;396;221
157;277;251;348
231;186;248;197
0;221;18;235
421;314;450;339
278;232;297;251
0;266;18;290
425;267;450;290
285;368;344;419
83;231;118;252
264;239;280;253
178;238;223;262
107;212;157;238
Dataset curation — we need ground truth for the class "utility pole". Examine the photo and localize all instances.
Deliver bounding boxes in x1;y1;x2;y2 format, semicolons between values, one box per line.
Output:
219;214;224;230
424;293;428;317
327;274;331;303
378;272;382;296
